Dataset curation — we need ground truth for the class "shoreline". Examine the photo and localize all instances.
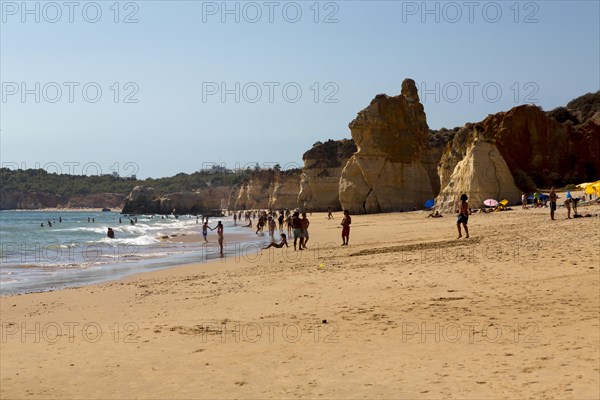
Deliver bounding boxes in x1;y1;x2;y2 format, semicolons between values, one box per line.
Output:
0;214;265;296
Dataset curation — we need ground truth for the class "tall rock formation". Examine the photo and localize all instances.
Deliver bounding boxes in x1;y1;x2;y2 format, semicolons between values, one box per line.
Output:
435;132;521;211
339;79;436;213
298;139;356;211
435;95;600;210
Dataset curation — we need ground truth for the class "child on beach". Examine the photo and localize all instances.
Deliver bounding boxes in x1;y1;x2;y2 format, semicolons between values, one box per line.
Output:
341;209;351;246
263;233;288;249
202;221;212;242
456;194;469;239
215;221;224;257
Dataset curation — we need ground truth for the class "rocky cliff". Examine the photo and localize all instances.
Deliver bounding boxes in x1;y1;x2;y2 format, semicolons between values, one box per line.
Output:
492;104;599;188
435;132;521;211
338;79;437;213
121;185;232;215
230;170;302;210
269;169;302;210
0;190;125;210
232;171;275;210
435;92;600;210
298;139;356;211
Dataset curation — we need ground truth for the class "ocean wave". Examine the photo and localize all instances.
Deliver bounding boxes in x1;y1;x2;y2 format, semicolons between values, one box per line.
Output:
96;235;160;246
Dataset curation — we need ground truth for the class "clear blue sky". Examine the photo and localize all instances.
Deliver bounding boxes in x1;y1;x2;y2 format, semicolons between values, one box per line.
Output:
1;0;599;179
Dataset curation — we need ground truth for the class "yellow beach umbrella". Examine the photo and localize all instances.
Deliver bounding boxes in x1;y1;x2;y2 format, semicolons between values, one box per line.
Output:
583;181;600;195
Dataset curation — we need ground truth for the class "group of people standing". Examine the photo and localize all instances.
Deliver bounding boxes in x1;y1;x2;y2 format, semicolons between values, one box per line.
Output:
523;188;581;220
231;207;353;250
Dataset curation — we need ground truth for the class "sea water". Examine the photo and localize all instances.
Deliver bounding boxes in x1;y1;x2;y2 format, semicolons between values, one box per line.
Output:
0;211;262;295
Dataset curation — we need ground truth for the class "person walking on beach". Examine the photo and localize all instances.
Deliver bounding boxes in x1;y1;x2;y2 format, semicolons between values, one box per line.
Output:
456;194;470;239
521;193;527;209
301;212;310;249
215;221;224;257
233;213;237;225
327;207;333;220
341;209;351;245
549;188;558;220
263;233;288;249
291;212;304;251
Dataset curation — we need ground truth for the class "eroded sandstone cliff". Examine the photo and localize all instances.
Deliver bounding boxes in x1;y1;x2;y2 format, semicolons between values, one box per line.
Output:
338;79;436;213
435;92;600;210
269;170;302;210
298;139;356;211
231;170;302;210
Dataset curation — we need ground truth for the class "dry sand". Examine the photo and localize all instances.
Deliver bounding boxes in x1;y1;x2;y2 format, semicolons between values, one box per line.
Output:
1;204;599;399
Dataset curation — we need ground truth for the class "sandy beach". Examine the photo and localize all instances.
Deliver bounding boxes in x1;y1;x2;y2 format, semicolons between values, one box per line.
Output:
1;204;599;399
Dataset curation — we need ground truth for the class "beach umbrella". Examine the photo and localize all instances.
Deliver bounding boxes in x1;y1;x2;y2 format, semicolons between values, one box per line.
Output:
483;199;498;207
424;199;435;208
577;180;600;190
586;182;600;195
